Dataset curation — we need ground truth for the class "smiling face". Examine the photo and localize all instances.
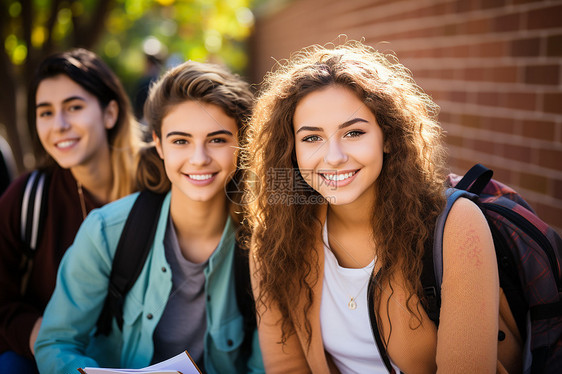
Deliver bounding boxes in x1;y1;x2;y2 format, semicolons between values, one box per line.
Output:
154;100;239;205
35;74;117;170
293;85;385;207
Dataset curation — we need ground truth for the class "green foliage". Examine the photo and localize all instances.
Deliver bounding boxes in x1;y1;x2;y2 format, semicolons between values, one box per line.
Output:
3;0;255;90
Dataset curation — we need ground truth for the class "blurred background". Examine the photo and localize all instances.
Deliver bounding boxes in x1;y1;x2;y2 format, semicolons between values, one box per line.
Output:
1;0;561;232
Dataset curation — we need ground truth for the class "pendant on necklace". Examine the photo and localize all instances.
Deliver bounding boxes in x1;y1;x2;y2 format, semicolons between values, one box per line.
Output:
348;298;357;310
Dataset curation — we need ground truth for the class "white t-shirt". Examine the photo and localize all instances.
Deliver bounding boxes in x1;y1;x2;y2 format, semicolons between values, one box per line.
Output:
319;220;389;374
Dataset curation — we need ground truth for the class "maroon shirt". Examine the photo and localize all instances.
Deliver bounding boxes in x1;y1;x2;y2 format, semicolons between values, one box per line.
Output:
0;166;100;358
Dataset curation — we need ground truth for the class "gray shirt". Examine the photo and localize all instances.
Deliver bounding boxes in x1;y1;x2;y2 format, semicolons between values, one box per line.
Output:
152;214;209;369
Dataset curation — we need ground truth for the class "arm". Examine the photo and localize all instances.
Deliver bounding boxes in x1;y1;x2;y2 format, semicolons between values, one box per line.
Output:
34;211;116;374
249;245;311;373
436;197;498;372
0;174;42;359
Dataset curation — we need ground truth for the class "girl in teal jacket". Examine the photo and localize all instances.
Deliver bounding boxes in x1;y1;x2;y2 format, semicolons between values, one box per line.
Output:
34;61;263;374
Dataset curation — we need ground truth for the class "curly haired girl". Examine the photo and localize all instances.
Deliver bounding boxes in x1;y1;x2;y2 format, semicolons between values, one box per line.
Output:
246;41;520;373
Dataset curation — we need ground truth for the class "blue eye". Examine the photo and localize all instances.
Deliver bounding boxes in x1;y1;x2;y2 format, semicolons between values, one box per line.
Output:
302;135;322;142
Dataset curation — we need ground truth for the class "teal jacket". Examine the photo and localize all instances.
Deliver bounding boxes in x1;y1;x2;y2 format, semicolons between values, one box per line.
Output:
34;192;263;374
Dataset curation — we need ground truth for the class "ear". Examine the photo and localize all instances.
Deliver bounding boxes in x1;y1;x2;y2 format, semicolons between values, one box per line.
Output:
104;100;119;130
153;131;164;159
383;141;390;154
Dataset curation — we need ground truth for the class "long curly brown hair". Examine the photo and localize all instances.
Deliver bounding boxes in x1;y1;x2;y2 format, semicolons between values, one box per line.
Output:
245;41;447;347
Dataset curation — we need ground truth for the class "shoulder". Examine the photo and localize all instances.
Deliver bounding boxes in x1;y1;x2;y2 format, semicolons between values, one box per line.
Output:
443;197;493;259
79;192;141;237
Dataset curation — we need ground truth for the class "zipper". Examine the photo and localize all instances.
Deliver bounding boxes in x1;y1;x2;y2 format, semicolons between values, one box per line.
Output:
483;203;561;291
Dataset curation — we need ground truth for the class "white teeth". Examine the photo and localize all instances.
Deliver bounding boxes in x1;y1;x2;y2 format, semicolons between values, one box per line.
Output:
322;171;356;181
56;140;77;148
189;174;213;181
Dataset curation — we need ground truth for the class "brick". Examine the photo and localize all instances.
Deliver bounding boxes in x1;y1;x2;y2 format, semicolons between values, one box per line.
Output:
513;0;549;4
553;179;562;200
445;134;464;147
490;13;521;32
466;18;490;34
546;34;562;56
511;37;541;57
492;13;521;32
524;65;560;85
538;149;562;171
527;5;562;30
490;166;514;185
505;92;537;111
477;92;501;107
465;67;486;81
488;66;518;83
460;114;482;128
474;41;506;57
443;23;458;36
472;139;499;155
543;93;562;115
482;117;516;134
450;91;468;103
479;0;506;10
503;144;532;163
519;172;549;194
521;119;556;141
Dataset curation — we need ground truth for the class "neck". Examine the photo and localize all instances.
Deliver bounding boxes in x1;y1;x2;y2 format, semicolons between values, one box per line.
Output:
328;200;373;232
70;161;113;204
169;187;229;242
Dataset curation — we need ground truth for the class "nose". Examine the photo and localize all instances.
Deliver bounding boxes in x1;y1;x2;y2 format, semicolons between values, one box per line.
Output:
190;143;212;166
323;140;348;166
54;112;71;132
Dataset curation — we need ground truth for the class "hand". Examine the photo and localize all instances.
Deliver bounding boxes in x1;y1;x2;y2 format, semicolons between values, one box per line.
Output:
29;316;43;355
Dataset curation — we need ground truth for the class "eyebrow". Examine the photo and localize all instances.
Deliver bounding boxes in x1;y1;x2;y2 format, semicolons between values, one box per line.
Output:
295;118;368;134
36;95;87;109
165;129;234;138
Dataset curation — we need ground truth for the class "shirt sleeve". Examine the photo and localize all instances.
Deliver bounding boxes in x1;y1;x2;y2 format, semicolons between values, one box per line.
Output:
0;173;41;359
33;211;115;374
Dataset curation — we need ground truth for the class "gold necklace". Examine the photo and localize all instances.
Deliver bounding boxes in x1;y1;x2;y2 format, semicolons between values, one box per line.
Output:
346;256;376;310
76;181;87;220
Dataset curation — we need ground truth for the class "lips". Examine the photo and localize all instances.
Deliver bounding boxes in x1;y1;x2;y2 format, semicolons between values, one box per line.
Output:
188;173;214;181
184;172;218;185
55;139;79;149
318;169;359;187
320;170;357;181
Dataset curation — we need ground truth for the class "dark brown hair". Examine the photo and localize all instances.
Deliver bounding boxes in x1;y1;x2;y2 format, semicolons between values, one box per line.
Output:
30;48;139;200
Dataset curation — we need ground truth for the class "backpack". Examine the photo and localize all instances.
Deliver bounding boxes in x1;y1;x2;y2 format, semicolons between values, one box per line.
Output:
370;163;562;373
21;183;256;357
93;190;257;360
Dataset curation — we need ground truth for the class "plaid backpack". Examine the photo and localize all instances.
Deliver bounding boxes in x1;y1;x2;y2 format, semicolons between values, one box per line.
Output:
425;163;562;373
370;163;562;373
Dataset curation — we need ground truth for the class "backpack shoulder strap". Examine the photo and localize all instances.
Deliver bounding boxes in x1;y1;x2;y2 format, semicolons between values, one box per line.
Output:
233;241;256;357
21;170;48;254
368;270;396;373
96;190;167;336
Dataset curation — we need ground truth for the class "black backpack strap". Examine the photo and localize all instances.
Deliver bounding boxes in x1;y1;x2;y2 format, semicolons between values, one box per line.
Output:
233;241;256;358
367;270;396;373
454;163;493;195
96;190;166;336
21;170;48;254
420;235;440;326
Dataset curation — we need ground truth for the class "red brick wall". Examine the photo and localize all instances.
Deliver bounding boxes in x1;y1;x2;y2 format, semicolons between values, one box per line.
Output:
249;0;562;232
